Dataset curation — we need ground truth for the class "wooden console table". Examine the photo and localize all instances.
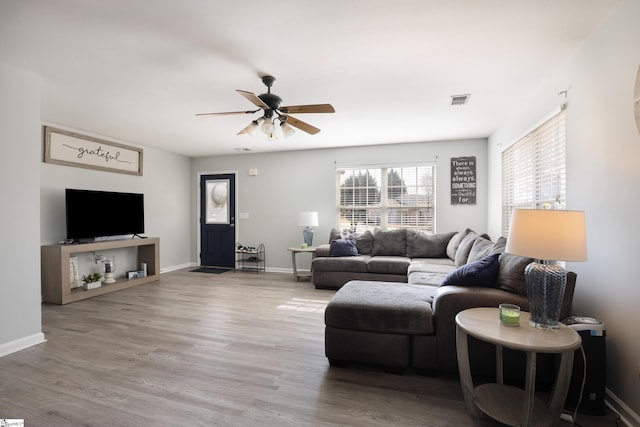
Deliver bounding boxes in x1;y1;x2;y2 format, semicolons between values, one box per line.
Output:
456;307;581;427
41;237;160;304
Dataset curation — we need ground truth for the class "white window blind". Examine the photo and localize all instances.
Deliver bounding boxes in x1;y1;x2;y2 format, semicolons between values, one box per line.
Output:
502;107;567;236
336;164;435;232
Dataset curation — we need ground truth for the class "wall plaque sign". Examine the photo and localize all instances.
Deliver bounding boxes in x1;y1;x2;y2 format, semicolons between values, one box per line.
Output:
44;126;143;176
451;156;476;205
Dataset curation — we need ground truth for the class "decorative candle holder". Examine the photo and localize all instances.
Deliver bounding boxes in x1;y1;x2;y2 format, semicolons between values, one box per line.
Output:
499;303;520;326
103;256;116;284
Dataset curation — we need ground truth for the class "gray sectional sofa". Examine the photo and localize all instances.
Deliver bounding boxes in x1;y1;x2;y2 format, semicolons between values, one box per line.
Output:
312;228;457;289
317;228;576;385
313;227;530;291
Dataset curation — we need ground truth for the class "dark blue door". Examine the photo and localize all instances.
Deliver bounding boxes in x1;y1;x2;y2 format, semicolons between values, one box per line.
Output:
200;173;236;268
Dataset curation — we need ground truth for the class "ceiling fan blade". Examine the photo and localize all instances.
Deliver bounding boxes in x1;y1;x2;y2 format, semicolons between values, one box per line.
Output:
237;90;270;109
282;115;321;135
280;104;335;114
196;109;259;116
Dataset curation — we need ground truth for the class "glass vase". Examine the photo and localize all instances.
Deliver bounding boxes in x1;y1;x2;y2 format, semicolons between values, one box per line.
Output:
524;261;567;330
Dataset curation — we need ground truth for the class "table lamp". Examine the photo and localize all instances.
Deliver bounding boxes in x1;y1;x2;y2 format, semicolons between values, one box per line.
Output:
506;209;587;330
299;211;319;247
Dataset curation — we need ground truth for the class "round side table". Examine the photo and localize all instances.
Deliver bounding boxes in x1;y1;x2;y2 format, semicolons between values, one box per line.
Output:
456;307;581;427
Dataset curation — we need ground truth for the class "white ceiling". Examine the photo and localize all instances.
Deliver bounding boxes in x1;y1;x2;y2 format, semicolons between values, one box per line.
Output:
0;0;619;157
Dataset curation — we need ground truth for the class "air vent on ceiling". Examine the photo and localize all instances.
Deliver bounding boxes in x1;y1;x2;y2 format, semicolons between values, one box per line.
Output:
451;94;470;106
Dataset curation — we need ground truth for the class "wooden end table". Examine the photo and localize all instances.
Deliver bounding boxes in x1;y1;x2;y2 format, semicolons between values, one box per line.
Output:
287;246;317;281
456;307;581;427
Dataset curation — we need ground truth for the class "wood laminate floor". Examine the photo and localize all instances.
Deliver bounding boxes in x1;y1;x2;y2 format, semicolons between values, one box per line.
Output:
0;269;620;426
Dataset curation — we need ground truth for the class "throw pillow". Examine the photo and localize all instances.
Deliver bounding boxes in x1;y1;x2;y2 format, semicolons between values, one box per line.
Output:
467;236;495;263
354;230;374;255
454;231;479;266
329;238;359;257
496;252;534;295
406;230;457;258
491;237;507;255
328;229;374;255
441;253;500;287
446;229;471;260
372;228;407;256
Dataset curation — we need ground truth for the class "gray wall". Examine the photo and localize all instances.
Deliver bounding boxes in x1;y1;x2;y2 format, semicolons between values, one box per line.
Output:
0;63;45;355
40;125;193;272
0;62;193;357
192;138;488;272
488;0;640;420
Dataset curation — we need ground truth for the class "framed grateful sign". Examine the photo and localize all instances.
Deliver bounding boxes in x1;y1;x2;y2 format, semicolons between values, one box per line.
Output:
44;126;143;176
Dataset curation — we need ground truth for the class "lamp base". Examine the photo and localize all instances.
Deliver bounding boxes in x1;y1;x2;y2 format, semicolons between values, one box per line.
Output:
524;262;567;330
303;227;314;247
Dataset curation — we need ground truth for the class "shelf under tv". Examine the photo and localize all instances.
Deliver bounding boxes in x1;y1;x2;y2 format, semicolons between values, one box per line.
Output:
41;237;160;304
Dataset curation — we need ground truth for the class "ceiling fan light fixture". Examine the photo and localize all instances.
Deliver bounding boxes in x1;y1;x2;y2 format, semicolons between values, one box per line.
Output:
280;121;295;138
261;119;275;135
199;75;335;139
239;120;260;136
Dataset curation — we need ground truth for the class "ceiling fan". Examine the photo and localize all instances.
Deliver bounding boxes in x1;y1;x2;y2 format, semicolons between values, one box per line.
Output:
196;75;335;138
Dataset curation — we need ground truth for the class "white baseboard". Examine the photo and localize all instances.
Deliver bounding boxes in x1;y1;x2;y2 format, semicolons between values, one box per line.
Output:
265;267;293;274
160;262;194;274
606;387;640;427
162;264;301;276
0;332;46;358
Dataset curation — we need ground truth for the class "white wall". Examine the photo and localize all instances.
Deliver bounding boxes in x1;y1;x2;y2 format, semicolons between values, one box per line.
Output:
488;0;640;421
192;138;488;271
40;125;193;272
0;63;45;355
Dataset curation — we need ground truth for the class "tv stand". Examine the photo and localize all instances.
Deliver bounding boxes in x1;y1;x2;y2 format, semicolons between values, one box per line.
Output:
41;237;160;304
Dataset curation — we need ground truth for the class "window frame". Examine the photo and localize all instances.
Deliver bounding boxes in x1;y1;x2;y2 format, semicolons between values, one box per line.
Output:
336;163;436;233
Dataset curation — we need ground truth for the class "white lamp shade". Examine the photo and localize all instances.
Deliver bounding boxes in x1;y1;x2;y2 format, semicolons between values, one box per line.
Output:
238;121;258;136
299;211;319;227
261;120;275;134
506;209;587;262
281;121;295;138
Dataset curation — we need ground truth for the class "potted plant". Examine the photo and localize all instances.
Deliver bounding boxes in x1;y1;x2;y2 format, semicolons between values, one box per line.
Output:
82;272;103;290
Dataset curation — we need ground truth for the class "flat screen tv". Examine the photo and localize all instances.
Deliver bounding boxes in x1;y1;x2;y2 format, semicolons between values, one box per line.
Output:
66;189;145;241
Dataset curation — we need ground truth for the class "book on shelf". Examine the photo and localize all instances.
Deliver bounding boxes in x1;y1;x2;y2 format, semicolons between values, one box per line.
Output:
69;256;81;289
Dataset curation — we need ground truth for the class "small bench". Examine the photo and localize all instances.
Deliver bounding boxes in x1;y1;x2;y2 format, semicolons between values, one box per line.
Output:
324;280;435;371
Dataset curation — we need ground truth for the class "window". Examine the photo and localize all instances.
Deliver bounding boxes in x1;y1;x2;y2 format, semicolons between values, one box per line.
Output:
502;107;566;236
336;164;435;232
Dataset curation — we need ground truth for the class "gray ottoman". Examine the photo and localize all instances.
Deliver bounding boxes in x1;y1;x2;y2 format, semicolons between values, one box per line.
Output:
324;280;435;371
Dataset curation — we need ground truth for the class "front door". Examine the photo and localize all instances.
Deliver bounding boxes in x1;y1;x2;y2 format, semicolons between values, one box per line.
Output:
200;173;236;268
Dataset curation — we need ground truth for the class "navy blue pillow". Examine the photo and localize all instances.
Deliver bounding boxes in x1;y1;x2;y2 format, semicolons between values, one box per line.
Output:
441;253;500;287
329;238;359;256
